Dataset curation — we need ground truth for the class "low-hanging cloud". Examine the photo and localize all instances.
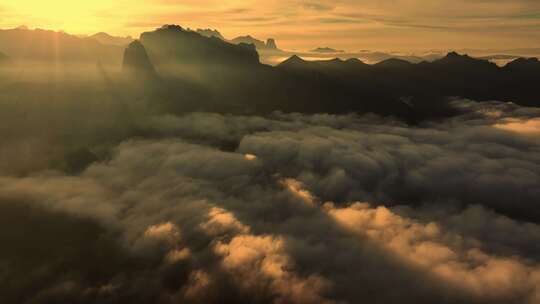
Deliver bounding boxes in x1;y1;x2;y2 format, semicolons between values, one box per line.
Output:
1;99;540;303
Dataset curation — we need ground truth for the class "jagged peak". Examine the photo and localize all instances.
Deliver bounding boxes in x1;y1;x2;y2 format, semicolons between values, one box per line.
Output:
375;58;412;67
266;38;278;49
444;51;475;60
139;25;260;66
195;28;224;39
345;58;362;63
287;54;304;62
504;57;540;69
279;55;307;66
232;35;264;42
159;24;186;32
436;51;497;69
446;51;463;58
92;32;112;37
345;58;368;66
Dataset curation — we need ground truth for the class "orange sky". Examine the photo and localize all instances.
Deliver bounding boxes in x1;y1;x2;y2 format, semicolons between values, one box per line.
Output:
1;0;539;51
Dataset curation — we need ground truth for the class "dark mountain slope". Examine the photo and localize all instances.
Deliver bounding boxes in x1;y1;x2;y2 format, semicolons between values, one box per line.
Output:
140;25;260;67
275;52;539;108
123;40;156;75
122;26;539;121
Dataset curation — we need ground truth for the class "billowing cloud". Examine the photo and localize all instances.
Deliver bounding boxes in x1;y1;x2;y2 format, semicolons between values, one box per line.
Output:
1;100;540;303
495;118;540;135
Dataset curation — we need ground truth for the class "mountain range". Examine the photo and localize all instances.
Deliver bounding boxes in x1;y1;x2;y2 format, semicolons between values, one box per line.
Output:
120;25;540;122
195;28;225;40
192;28;281;54
140;25;260;67
0;27;125;64
0;24;538;123
311;47;345;53
88;32;133;47
230;36;280;51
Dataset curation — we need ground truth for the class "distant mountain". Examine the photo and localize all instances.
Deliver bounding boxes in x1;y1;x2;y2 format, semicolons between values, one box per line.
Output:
231;35;280;51
355;51;427;64
277;55;307;68
266;39;278;50
231;35;266;49
274;51;443;66
479;54;519;60
433;51;497;69
375;58;412;68
196;28;225;40
0;27;124;64
89;32;133;47
139;25;260;67
311;47;345;53
504;57;540;71
344;58;369;66
114;24;540;120
0;23;536;125
278;56;368;72
272;51;539;110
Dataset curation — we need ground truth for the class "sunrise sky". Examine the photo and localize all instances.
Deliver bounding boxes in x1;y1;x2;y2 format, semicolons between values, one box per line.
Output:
1;0;539;51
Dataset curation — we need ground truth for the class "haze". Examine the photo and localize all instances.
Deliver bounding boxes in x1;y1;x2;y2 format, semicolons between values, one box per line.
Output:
1;0;540;51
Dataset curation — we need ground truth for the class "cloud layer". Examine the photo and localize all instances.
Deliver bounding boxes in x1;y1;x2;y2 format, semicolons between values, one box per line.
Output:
1;100;540;303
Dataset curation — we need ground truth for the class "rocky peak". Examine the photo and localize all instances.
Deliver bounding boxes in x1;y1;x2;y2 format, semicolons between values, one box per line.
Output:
266;38;278;50
122;40;156;74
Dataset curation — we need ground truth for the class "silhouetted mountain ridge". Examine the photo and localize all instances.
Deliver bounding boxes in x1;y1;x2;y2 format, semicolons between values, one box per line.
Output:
311;47;345;53
431;51;499;71
122;26;539;119
231;35;280;51
196;28;225;40
140;25;260;67
0;27;124;63
278;56;368;73
130;29;539;119
89;32;133;47
375;58;412;68
504;57;540;71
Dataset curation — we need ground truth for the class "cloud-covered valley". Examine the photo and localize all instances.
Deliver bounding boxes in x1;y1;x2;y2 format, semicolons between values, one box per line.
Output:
1;99;540;303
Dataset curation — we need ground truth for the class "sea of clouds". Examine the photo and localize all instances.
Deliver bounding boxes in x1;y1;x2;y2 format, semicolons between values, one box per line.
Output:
1;100;540;304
